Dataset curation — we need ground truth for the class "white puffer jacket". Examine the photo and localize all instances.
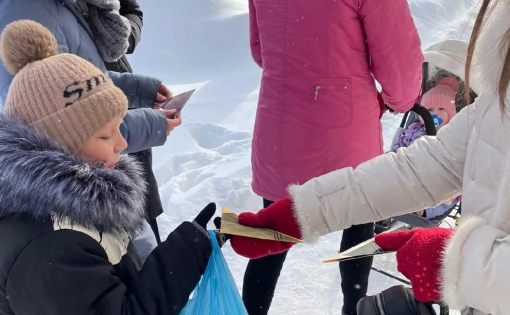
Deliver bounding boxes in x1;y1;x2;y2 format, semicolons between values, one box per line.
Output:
289;2;510;314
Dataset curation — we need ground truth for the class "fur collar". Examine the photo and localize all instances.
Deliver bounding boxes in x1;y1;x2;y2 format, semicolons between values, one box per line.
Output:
0;114;146;234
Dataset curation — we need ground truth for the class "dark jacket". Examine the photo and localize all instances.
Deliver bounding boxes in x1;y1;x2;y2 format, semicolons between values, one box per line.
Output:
0;0;167;153
0;115;211;315
102;0;164;221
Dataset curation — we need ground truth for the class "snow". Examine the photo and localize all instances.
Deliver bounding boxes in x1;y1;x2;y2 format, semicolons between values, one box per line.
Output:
131;1;477;314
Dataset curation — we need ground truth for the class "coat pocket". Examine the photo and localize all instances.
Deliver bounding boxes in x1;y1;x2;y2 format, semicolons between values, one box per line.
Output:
309;78;353;128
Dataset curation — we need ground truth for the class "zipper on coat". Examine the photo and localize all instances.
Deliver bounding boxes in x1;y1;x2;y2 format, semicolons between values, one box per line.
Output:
314;85;321;101
313;84;348;101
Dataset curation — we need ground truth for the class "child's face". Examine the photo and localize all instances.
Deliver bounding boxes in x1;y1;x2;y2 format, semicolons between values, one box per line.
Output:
79;115;127;169
427;107;449;128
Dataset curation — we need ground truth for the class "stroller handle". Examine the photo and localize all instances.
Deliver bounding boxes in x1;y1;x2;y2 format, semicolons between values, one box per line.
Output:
400;103;437;136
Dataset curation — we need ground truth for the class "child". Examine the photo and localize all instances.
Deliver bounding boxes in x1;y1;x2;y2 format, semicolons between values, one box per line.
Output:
392;76;459;152
226;0;510;313
0;20;213;315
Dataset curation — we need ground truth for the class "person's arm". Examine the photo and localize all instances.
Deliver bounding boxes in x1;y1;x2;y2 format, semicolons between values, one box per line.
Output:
359;0;423;112
442;217;510;313
289;102;476;242
119;0;143;54
248;0;262;68
6;223;211;315
120;109;167;153
108;71;161;109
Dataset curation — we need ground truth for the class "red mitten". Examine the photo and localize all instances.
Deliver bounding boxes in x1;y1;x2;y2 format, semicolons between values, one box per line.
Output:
230;197;302;259
374;228;454;302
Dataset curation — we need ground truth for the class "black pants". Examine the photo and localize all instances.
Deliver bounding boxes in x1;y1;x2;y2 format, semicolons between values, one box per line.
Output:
242;199;374;315
339;223;374;314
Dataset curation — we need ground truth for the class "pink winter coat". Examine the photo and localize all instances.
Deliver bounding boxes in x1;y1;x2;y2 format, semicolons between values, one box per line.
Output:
250;0;423;201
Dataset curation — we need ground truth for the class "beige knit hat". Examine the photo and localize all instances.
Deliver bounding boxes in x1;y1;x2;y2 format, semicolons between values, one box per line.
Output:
0;20;127;153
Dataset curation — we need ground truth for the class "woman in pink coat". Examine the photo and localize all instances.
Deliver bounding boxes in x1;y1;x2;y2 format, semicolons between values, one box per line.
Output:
247;1;423;314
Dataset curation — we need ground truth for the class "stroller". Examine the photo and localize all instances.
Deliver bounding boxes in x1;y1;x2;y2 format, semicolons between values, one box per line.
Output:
360;102;458;315
364;41;478;313
374;59;465;234
374;102;462;234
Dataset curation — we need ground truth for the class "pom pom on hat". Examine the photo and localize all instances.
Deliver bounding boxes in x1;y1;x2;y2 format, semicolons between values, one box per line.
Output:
0;19;58;75
0;20;128;153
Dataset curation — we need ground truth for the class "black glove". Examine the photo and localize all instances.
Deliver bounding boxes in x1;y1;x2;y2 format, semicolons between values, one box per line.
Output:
193;202;216;229
213;217;230;247
213;217;222;230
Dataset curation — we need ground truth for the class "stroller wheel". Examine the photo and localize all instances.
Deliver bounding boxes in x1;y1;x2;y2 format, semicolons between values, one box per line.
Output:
374;218;393;234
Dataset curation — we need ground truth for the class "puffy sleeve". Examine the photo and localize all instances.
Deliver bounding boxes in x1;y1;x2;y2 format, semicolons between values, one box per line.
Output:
289;102;476;242
358;0;423;112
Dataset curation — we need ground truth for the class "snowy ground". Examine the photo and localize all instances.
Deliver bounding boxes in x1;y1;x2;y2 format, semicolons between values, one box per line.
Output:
131;1;477;314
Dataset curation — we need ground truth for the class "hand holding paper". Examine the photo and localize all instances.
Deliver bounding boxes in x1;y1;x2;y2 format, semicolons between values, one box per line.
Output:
154;84;173;108
219;208;302;243
375;227;454;302
322;226;406;263
222;197;303;259
161;89;195;118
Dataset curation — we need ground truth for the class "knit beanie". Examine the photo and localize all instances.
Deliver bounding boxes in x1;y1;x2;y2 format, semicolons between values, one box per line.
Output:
420;77;458;124
0;20;127;153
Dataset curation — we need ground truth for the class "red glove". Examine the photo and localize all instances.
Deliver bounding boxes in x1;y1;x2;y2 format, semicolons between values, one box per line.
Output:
374;228;454;302
230;197;302;259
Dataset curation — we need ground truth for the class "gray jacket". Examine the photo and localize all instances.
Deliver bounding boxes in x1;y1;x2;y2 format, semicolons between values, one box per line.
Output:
0;0;167;153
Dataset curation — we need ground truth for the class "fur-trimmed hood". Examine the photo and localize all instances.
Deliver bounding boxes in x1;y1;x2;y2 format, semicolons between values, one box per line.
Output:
0;114;146;234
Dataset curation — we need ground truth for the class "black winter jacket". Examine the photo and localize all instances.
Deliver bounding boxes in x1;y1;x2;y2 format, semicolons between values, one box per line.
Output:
0;115;211;315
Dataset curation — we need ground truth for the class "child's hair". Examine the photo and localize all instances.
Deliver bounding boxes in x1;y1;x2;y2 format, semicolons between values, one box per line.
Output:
0;20;128;153
465;0;510;111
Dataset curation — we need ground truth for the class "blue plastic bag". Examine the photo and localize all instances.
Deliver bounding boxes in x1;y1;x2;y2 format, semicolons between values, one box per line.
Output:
180;231;248;315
